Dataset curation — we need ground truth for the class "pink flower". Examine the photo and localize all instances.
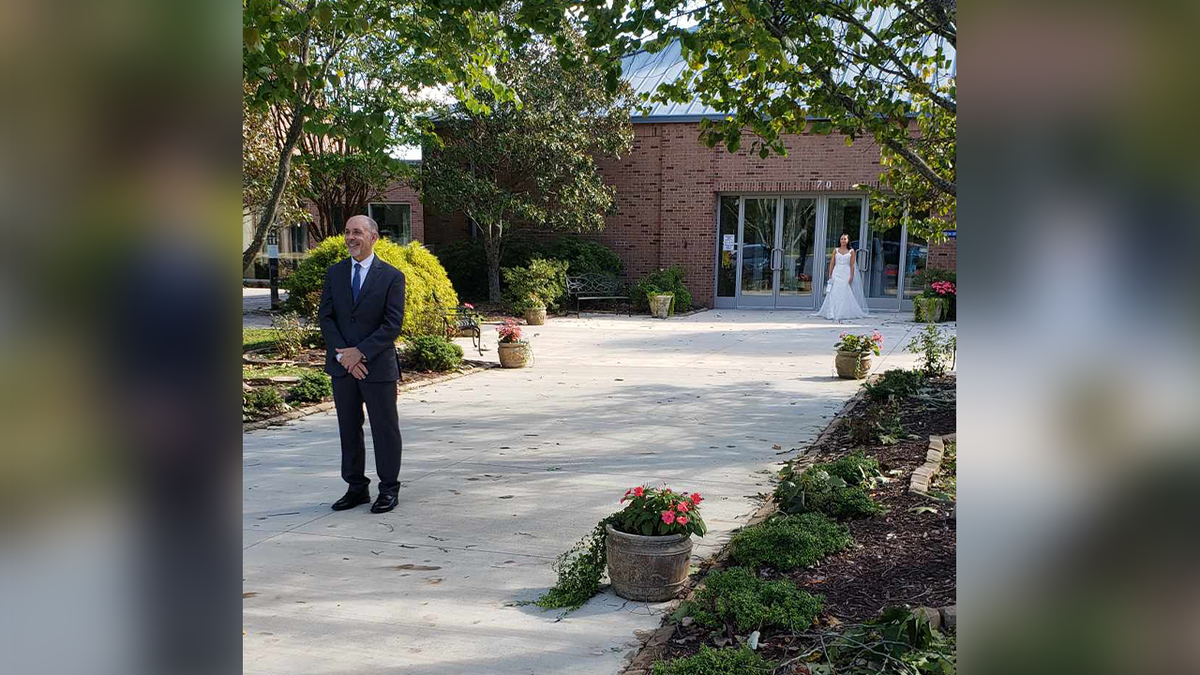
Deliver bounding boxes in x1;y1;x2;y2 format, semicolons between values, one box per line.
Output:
676;501;690;513
463;303;474;309
633;486;645;497
690;493;703;505
676;515;688;525
839;332;848;338
661;510;676;524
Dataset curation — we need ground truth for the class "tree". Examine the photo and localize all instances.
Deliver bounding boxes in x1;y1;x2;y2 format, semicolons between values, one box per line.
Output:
242;0;571;271
576;0;956;236
421;25;634;302
243;82;308;239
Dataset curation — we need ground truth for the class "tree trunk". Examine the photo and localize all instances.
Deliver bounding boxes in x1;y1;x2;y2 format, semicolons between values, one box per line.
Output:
243;109;306;271
484;230;503;303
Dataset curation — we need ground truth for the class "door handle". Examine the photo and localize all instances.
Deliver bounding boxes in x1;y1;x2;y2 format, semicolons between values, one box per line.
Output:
857;249;869;272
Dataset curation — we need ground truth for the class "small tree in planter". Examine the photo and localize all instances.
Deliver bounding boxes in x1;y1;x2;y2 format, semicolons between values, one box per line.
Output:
502;258;567;325
496;319;531;368
834;330;883;379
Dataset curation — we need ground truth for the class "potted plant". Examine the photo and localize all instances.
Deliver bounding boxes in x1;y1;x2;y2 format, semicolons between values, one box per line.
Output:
914;279;954;323
834;330;883;379
646;286;674;319
496;319;530;368
606;486;707;601
502;259;567;327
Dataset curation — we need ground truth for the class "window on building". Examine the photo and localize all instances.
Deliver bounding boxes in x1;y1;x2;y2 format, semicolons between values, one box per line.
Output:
287;224;308;253
368;203;412;243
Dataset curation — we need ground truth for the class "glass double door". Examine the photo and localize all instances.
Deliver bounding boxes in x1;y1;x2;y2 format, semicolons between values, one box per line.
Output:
736;197;818;308
716;194;924;310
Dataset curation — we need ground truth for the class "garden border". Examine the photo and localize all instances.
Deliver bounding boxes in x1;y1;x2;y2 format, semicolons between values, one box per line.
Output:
243;363;497;433
620;384;869;674
908;432;956;496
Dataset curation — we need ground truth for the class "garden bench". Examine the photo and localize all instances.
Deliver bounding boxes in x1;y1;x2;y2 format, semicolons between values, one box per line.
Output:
566;273;631;315
431;290;483;355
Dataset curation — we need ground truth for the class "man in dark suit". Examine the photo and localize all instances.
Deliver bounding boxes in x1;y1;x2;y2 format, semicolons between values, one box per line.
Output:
318;215;406;514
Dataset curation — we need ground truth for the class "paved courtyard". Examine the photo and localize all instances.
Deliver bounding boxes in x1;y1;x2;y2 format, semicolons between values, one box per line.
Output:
243;310;942;674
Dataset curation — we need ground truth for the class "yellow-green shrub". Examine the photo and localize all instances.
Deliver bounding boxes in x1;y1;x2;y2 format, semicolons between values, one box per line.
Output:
284;236;458;337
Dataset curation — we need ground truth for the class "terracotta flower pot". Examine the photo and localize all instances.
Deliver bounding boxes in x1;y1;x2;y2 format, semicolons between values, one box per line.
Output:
605;524;692;602
523;307;546;325
498;341;530;368
835;350;872;379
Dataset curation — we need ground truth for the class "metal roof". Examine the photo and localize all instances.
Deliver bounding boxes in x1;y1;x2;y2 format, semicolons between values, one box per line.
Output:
620;40;725;122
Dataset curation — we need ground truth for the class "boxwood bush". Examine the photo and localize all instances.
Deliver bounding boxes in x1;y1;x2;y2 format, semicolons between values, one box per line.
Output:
729;513;853;571
283;236;457;337
689;566;824;632
404;335;464;372
286;371;333;404
631;265;692;313
652;646;775;675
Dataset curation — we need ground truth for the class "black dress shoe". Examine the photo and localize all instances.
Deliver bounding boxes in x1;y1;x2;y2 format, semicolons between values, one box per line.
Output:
331;490;370;511
370;493;398;513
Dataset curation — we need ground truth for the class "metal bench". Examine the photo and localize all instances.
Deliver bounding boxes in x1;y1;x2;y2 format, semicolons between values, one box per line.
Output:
431;290;483;355
566;273;631;315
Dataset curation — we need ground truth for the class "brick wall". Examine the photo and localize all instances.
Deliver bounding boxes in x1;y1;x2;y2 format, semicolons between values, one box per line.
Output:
419;121;956;307
593;123;886;306
928;237;956;271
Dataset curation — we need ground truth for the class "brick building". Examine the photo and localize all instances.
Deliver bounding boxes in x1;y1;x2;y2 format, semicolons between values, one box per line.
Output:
422;40;954;311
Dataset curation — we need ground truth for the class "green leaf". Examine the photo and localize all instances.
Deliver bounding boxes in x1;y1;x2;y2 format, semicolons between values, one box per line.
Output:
243;27;260;48
640;521;652;536
316;3;333;26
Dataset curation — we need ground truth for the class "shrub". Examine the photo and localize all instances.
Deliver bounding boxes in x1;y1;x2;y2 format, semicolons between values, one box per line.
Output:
775;454;884;519
907;322;956;377
864;369;925;402
823;450;883;485
631;265;692;313
651;646;776;675
550;238;624;276
286;371;332;404
243;387;284;417
689;567;824;632
729;513;852;570
404;335;464;372
847;401;907;446
432;236;556;302
913;269;957;320
283;236;458;337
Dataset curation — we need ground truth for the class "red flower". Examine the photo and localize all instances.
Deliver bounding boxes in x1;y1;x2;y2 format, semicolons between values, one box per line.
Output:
676;515;688;526
690;493;703;505
661;510;676;524
675;501;690;513
633;486;645;497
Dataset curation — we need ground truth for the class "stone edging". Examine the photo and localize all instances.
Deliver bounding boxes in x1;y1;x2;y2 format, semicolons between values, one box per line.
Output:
909;432;955;496
242;364;496;433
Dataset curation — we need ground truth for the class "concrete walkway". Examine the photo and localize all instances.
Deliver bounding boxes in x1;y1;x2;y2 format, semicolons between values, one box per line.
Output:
243;310;940;675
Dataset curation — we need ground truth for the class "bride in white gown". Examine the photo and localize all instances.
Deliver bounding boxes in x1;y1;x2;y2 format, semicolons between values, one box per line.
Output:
813;234;869;320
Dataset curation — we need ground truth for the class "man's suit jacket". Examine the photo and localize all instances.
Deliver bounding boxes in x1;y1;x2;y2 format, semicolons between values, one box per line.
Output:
318;257;406;382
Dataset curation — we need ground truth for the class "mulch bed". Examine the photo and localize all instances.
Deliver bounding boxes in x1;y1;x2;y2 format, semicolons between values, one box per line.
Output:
643;376;956;670
242;345;492;423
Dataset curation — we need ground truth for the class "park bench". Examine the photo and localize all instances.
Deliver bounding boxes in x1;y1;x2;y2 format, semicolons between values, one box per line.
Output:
566;273;631;315
431;290;483;355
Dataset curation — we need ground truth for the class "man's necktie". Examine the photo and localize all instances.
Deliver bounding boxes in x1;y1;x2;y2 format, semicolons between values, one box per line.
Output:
352;262;362;302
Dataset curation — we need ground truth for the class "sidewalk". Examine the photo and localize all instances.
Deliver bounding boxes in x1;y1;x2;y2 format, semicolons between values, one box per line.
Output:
243;311;935;674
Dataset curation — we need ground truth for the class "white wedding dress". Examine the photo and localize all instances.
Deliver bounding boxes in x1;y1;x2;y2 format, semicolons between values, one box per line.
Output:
813;249;869;320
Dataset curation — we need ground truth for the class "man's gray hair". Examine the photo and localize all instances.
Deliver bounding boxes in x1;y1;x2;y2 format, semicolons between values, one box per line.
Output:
347;214;380;235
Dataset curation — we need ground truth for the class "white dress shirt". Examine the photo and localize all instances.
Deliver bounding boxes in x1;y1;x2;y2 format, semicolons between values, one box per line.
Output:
337;253;376;364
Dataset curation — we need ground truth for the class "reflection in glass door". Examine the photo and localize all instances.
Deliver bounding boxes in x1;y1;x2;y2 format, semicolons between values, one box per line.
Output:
739;198;777;306
863;207;902;308
824;198;864;280
777;198;816;307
